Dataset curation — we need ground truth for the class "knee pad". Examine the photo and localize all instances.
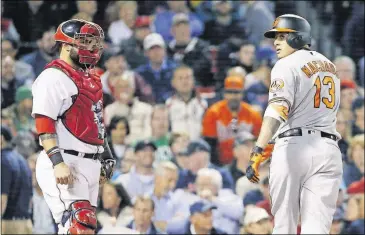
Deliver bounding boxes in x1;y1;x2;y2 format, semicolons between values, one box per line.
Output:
61;200;97;234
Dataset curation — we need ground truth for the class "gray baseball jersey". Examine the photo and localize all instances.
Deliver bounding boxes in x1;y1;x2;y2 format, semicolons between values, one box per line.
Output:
268;49;341;139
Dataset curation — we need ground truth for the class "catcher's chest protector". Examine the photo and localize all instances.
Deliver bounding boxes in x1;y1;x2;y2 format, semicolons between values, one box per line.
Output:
45;59;104;145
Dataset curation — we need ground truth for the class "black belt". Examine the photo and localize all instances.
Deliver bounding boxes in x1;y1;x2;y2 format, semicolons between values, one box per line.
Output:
278;128;339;141
63;149;100;160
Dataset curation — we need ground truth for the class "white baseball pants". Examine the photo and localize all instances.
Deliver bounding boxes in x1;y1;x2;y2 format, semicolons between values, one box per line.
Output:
36;150;101;234
269;129;343;234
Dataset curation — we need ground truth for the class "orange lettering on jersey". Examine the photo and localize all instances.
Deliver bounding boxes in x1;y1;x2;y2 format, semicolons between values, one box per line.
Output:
301;65;313;78
329;63;337;75
317;60;325;72
324;61;331;72
308;62;318;74
312;61;321;71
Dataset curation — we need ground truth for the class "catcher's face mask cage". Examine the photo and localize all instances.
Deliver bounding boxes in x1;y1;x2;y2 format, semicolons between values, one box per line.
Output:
54;19;105;67
74;23;104;66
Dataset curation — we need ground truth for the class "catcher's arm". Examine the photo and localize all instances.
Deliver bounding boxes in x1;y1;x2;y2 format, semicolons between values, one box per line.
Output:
99;136;116;184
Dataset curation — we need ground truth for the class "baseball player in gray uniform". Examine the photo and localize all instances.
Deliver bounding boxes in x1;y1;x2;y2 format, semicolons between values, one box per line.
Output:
245;14;343;234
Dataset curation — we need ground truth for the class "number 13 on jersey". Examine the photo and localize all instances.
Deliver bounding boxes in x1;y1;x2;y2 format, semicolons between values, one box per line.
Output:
314;75;336;109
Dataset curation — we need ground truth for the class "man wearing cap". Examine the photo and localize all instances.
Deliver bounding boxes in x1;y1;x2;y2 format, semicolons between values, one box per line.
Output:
202;76;262;165
185;201;226;234
1;125;33;234
2;85;35;134
176;139;234;190
345;177;364;234
352;97;364;136
240;206;273;235
135;33;177;104
340;79;358;121
153;1;204;42
115;140;157;199
121;16;152;69
167;13;213;87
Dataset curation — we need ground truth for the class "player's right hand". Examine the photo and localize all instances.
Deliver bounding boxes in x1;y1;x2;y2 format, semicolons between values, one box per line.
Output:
54;162;73;185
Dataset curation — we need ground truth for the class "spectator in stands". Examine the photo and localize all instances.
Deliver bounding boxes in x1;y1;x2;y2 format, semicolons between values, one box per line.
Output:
119;147;136;175
153;1;204;42
121;16;152;69
330;207;345;235
76;0;97;23
176;139;234;191
108;1;137;46
227;67;247;81
242;0;275;46
150;105;173;163
97;183;133;229
1;125;33;234
1;38;35;83
345;177;364;234
21;27;57;77
201;1;247;46
244;45;277;114
27;153;55;234
1;4;20;43
343;134;364;187
186;201;226;234
2;86;34;134
127;195;163;234
167;13;213;87
1;56;24;109
195;168;243;234
202;76;262;166
352;97;364;136
340;79;358;122
166;65;208;140
13;131;37;160
115;140;156;199
336;109;352;160
216;38;251;88
101;52;154;105
334;56;357;82
228;135;255;183
243;176;270;207
104;72;153;143
169;132;190;170
106;116;130;168
136;33;177;104
240;206;273;235
150;162;182;232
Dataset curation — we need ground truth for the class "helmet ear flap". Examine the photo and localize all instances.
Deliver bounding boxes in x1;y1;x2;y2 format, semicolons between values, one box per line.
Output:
286;32;311;49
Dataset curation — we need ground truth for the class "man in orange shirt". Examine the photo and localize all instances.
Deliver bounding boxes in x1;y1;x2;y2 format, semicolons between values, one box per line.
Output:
202;76;262;165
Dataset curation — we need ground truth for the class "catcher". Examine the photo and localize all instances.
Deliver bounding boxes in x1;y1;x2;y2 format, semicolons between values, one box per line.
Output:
31;19;115;234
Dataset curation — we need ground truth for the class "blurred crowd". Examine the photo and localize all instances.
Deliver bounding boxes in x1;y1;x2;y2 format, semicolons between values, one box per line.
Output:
1;0;364;234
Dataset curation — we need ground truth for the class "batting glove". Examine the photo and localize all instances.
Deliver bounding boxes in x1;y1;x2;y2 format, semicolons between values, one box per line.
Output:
246;146;272;183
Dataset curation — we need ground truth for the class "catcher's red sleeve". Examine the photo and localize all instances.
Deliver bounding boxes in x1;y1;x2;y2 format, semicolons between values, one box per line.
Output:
35;114;56;135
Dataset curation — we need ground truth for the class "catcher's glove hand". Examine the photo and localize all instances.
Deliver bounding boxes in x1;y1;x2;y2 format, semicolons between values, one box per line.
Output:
246;145;272;183
100;158;116;185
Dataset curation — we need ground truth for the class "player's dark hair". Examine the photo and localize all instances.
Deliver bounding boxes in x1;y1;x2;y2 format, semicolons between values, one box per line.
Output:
107;115;130;137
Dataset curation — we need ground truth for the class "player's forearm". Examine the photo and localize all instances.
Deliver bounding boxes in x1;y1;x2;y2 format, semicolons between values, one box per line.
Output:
40;134;64;166
255;117;281;149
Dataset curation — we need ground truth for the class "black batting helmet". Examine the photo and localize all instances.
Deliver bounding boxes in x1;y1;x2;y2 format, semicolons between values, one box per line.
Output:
264;14;311;49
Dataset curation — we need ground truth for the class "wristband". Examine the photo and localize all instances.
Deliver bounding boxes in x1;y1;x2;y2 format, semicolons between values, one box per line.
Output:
252;146;264;154
46;147;64;166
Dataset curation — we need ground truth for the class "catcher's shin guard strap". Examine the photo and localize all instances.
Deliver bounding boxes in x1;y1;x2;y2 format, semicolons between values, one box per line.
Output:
62;200;97;234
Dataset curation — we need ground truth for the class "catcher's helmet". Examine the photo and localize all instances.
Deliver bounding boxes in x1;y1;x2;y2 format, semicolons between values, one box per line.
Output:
264;14;311;49
54;19;104;66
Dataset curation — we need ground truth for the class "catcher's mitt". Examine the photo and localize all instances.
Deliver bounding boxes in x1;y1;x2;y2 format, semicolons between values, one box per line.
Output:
99;158;116;185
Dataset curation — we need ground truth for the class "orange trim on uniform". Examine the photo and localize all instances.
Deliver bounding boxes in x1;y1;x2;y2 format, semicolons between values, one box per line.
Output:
35;114;56;134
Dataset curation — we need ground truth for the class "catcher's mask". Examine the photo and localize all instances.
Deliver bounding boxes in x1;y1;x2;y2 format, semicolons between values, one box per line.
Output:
264;14;311;49
54;19;104;67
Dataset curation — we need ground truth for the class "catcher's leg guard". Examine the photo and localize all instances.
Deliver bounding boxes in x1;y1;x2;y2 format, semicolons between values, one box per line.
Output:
61;200;97;234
